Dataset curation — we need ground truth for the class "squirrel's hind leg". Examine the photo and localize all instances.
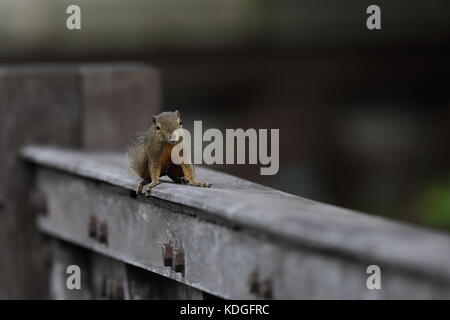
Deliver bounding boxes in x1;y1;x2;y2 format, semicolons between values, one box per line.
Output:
167;165;190;185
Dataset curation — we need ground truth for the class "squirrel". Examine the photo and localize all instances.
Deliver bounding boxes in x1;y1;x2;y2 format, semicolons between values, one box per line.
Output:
128;110;211;197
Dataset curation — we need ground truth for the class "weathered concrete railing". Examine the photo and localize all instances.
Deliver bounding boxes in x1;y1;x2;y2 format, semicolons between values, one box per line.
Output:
0;64;160;299
22;145;450;299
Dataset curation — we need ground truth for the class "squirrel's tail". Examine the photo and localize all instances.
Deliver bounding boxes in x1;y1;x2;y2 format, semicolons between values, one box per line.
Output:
127;131;150;179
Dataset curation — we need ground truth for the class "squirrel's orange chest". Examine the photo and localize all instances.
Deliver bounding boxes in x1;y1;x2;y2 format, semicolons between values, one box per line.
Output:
159;144;175;172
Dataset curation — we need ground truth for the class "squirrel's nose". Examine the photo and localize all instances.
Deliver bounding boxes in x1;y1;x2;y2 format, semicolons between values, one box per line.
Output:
169;131;180;143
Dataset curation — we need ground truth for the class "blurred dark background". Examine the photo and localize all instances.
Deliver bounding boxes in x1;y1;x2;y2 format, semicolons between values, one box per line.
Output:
1;0;450;231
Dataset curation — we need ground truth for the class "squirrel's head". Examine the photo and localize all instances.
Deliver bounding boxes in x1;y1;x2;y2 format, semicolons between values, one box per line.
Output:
152;110;183;144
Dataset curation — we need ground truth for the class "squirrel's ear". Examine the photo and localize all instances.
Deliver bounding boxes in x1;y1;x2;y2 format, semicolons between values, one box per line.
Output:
174;110;180;118
152;115;157;124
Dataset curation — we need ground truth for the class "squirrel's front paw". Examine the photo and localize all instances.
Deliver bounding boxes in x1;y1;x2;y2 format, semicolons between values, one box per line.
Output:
144;181;160;197
191;181;211;188
136;181;148;195
144;185;153;197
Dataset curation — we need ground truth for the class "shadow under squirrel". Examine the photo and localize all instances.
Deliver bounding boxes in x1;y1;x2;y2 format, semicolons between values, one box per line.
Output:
128;110;211;196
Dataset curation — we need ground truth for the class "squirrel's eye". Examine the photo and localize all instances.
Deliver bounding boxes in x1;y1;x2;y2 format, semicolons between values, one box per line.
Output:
156;126;161;131
179;121;182;125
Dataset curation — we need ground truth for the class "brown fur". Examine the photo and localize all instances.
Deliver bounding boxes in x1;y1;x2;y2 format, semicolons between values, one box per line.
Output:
127;111;210;196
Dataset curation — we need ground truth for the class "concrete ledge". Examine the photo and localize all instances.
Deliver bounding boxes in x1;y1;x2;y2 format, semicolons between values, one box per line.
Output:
22;145;450;298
